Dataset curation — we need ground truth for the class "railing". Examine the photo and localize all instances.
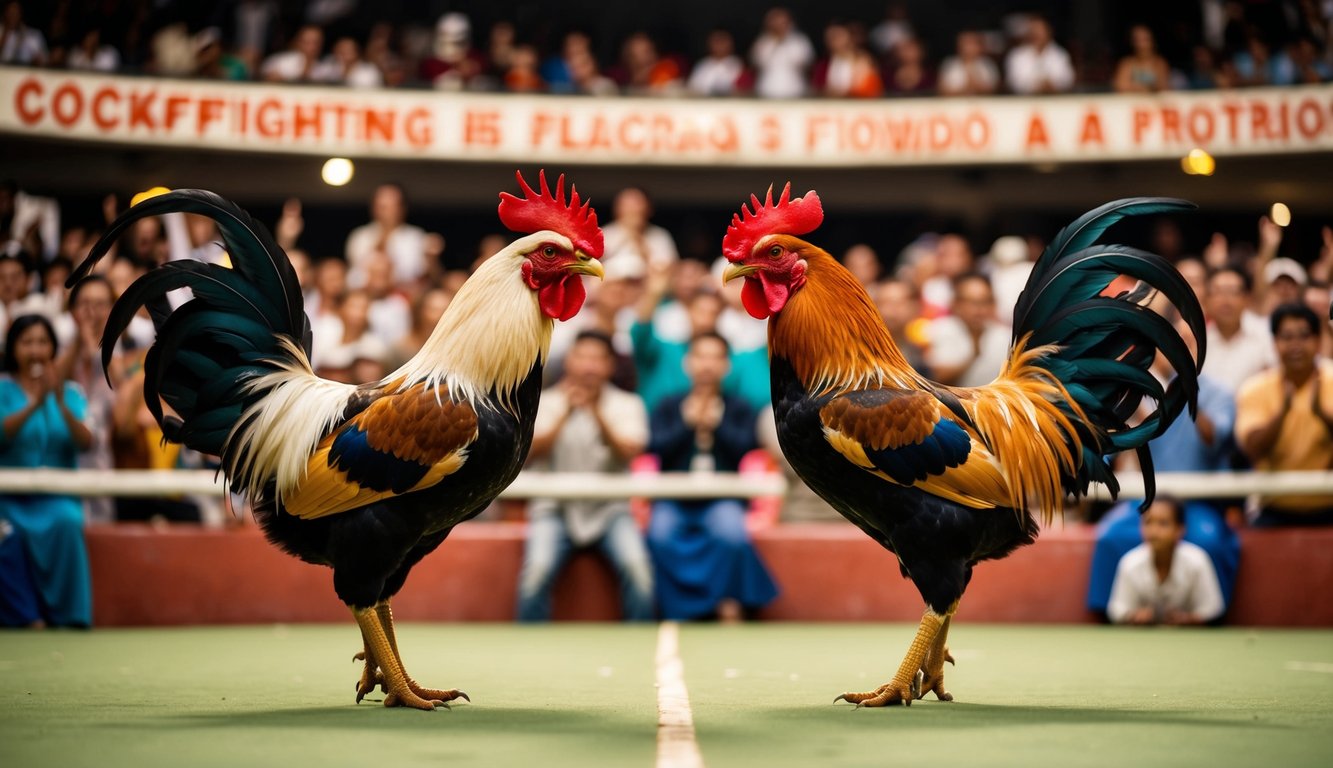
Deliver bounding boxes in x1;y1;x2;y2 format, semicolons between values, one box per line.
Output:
0;468;1329;501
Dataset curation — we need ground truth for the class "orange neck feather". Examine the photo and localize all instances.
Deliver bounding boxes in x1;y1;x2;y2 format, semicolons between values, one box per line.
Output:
769;245;918;393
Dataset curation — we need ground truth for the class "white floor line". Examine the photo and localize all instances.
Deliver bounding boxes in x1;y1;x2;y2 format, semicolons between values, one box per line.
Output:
656;621;704;768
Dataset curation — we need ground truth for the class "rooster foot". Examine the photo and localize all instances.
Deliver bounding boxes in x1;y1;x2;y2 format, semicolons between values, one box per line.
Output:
915;649;955;702
833;680;915;708
381;684;469;710
353;650;386;703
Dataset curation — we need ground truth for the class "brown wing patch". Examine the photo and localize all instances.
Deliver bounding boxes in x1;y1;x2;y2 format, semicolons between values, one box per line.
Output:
282;383;479;520
355;384;479;464
820;390;940;451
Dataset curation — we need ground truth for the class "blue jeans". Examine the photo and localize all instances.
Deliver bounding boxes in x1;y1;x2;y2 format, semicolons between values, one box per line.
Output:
516;512;655;621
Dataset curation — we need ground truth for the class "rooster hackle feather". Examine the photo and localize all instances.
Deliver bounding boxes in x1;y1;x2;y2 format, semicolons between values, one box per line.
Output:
723;184;1203;706
70;170;603;709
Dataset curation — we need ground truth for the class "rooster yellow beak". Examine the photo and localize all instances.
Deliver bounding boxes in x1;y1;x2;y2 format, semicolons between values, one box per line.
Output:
566;253;604;280
723;263;759;283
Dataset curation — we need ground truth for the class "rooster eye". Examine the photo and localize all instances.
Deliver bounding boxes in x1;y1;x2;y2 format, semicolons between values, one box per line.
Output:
543;246;555;257
769;246;782;257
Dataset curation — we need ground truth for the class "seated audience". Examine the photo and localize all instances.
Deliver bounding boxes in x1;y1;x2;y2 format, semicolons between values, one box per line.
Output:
1113;24;1171;93
1235;303;1333;525
0;314;93;627
1004;14;1075;94
938;30;999;96
1107;496;1226;625
516;331;654;621
645;332;778;621
925;272;1009;387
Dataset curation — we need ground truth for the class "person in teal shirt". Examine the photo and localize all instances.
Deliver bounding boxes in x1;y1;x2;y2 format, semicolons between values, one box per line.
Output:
0;314;94;628
631;287;770;414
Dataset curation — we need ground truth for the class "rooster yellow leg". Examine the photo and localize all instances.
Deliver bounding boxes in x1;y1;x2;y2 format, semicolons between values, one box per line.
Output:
915;615;955;702
350;606;456;710
835;606;954;708
375;600;469;706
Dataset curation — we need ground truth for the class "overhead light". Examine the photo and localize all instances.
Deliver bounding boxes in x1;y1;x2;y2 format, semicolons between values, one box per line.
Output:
321;158;354;187
1270;202;1291;227
1180;148;1215;176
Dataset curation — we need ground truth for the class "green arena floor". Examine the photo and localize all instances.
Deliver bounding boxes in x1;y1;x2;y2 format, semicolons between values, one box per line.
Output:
2;624;1331;768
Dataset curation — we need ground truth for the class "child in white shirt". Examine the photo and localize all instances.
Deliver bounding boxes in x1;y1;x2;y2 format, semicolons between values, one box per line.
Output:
1107;496;1226;625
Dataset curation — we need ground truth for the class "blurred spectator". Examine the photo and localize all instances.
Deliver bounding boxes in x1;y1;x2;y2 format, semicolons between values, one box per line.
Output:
1262;257;1308;315
869;2;914;58
1176;257;1208;309
884;35;933;95
516;331;654;622
926;272;1009;387
306;254;347;324
1105;497;1226;625
633;262;766;411
688;28;746;96
194;27;249;80
938;30;1000;96
1233;30;1278;86
1236;303;1333;525
1186;44;1237;89
645;332;778;621
2;180;60;262
920;233;973;313
344;183;428;288
481;21;517;88
601;187;679;272
1204;266;1276;394
364;22;407;87
0;0;47;65
503;44;544;92
751;7;815;98
1090;319;1239;616
261;24;326;82
419;12;483;90
567;44;618;96
839;243;881;287
232;0;279;72
110;349;201;524
652;258;710;343
66;27;120;72
873;277;930;375
1004;15;1075;94
1287;37;1331;83
981;235;1032;325
813;21;884;98
55;276;118;522
610;32;682;95
320;36;383;88
1113;24;1171;93
391;287;451;368
542;30;592;93
362;251;411;346
0;252;45;336
0;314;93;627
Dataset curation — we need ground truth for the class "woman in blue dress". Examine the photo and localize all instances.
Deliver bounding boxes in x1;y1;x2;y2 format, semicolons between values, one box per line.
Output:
646;332;779;620
0;314;94;628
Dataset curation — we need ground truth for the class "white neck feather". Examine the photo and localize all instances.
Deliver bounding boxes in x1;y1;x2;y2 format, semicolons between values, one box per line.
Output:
386;233;555;407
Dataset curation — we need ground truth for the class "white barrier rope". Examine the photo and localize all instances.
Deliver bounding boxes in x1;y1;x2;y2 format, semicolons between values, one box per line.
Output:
0;468;1328;501
0;468;788;499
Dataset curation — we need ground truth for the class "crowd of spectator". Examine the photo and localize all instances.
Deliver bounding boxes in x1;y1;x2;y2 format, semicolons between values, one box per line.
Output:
3;1;1331;98
4;172;1333;629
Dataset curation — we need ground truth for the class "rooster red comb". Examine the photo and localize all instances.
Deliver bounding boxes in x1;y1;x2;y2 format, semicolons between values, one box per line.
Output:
497;170;603;259
722;183;824;263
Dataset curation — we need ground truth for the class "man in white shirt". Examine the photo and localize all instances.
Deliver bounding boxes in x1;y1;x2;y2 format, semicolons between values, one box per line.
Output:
260;24;325;82
688;28;745;96
750;7;814;99
1004;15;1075;94
1203;266;1276;394
1107;497;1225;625
926;273;1011;387
517;331;654;621
939;30;1000;96
600;187;678;273
0;0;47;65
344;183;428;289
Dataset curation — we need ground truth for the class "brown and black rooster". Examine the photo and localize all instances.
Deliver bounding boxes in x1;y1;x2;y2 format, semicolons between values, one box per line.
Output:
70;171;604;709
722;186;1203;706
